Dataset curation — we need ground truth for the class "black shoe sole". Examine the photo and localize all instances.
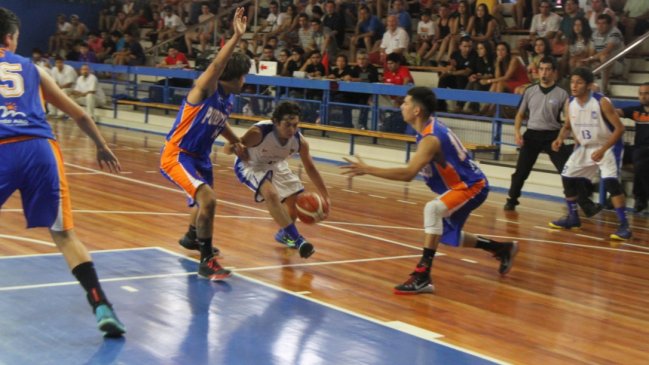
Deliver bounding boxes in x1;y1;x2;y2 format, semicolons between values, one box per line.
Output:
298;243;315;258
499;241;519;275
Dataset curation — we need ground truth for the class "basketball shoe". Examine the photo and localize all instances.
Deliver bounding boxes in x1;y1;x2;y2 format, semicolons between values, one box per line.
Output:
274;229;297;248
394;265;435;295
179;234;220;256
95;304;126;337
274;229;315;258
493;241;519;275
610;225;632;240
198;256;231;281
548;214;581;229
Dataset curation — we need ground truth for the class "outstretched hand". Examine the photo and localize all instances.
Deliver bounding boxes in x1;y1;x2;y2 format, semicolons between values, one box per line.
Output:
96;145;121;173
232;7;248;37
340;155;368;177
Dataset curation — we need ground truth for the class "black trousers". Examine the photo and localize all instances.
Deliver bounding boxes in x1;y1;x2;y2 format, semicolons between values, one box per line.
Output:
508;129;593;205
633;145;649;203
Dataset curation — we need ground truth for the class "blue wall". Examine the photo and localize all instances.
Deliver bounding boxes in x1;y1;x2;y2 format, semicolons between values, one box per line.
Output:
3;0;99;56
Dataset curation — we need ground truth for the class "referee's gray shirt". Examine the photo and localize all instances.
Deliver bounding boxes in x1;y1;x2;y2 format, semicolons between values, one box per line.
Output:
517;84;568;131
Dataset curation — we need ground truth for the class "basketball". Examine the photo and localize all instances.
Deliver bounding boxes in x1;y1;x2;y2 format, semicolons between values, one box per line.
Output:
296;192;329;224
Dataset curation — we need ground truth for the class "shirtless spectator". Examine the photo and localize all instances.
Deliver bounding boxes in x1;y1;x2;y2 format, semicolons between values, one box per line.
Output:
185;4;216;57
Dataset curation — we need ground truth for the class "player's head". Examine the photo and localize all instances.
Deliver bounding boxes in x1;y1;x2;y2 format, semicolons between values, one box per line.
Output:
219;52;252;93
272;101;301;140
570;67;594;97
402;87;436;123
0;7;20;52
639;82;649;107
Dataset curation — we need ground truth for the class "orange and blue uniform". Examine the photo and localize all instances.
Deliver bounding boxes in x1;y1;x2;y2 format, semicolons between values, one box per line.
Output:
0;48;73;231
160;84;233;205
418;117;489;246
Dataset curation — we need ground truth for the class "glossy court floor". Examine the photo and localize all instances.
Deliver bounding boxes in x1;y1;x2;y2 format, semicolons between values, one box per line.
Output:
1;121;648;364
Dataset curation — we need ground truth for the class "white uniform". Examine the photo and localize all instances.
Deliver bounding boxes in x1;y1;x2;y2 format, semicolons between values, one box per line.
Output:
561;92;623;181
234;121;304;202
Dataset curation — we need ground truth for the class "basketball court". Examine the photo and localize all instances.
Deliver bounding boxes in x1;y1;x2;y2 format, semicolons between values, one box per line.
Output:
1;121;648;364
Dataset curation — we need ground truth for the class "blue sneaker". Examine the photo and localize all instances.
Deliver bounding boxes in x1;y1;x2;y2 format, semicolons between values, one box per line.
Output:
610;225;632;240
274;229;297;248
95;304;126;337
549;215;581;229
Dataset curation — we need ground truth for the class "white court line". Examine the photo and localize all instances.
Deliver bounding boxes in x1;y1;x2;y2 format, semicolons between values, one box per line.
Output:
496;219;519;224
0;246;158;260
153;246;509;365
341;189;359;194
470;213;484;218
397;200;416;205
294;291;311;295
368;194;387;199
145;170;158;173
461;259;478;264
621;242;649;251
575;234;605;242
121;285;139;292
0;234;55;247
0;272;192;291
384;321;445;340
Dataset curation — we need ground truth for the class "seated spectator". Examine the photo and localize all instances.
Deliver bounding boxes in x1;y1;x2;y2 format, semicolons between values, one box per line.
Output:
49;56;78;117
69;64;106;119
587;0;617;30
328;54;355;127
184;4;215;57
381;53;413;132
300;49;325;78
390;0;412;38
258;2;295;52
156;46;190;69
415;10;436;65
308;18;337;68
159;6;187;43
484;41;530;99
447;0;474;62
620;1;649;43
438;36;477;111
469;3;498;45
78;42;98;63
87;32;105;56
252;1;280;54
560;17;594;77
277;48;292;76
49;14;72;55
350;50;380;129
238;39;256;59
518;0;561;62
98;31;122;63
259;44;278;63
525;37;552;84
464;40;495;113
111;11;138;36
65;15;89;48
428;4;453;65
112;32;145;66
554;0;583;55
322;0;346;50
350;5;384;63
32;48;50;71
99;0;120;32
581;14;625;93
379;15;410;64
296;13;313;52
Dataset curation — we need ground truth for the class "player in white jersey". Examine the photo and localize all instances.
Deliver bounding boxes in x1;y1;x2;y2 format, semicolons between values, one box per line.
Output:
226;101;329;258
549;68;631;240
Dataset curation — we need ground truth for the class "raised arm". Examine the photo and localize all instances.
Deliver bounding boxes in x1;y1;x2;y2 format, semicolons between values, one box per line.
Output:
186;7;248;105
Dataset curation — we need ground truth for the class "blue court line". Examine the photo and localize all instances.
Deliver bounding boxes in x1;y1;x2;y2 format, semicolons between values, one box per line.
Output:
0;248;505;365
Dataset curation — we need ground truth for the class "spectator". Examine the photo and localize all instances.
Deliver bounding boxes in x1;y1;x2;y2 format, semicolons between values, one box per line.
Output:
260;44;278;63
525;37;552;84
381;53;412;132
87;32;105;56
111;11;137;36
561;17;594;77
328;54;355;127
582;14;624;94
620;1;649;43
113;32;145;66
184;4;216;57
438;36;476;112
379;15;410;64
65;15;89;47
159;6;187;43
155;47;192;91
296;13;313;52
469;3;498;45
238;39;256;59
350;50;379;129
49;56;78;117
277;48;291;76
300;49;325;78
98;31;122;62
390;0;412;37
31;48;50;71
304;0;321;18
415;10;435;65
428;3;453;65
252;1;280;54
78;42;98;63
616;83;649;213
587;0;617;30
69;64;106;119
48;14;72;55
309;18;337;66
464;40;494;113
518;0;561;62
484;41;529;102
322;0;345;50
99;0;121;32
447;0;473;62
555;0;584;54
157;46;190;69
350;5;384;63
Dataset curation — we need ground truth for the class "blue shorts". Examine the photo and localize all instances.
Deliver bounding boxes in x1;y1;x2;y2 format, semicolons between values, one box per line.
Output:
0;137;73;231
160;144;213;207
440;186;488;247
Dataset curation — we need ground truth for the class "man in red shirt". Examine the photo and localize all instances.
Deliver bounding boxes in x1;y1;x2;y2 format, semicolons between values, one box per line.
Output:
157;46;190;69
154;47;192;95
383;52;413;86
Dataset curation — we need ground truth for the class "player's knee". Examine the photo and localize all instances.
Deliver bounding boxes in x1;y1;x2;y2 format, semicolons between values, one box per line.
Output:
562;177;579;197
424;200;447;235
604;178;624;196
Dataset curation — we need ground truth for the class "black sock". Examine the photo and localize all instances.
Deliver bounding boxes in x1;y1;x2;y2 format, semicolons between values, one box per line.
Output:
72;261;109;311
187;225;197;240
418;248;436;269
475;236;503;253
197;237;213;261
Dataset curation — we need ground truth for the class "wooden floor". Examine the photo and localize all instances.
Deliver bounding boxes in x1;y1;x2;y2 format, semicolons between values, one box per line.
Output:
2;121;649;364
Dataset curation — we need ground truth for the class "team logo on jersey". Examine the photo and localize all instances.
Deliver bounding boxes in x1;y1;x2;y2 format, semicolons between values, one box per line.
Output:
591;111;598;120
0;103;28;125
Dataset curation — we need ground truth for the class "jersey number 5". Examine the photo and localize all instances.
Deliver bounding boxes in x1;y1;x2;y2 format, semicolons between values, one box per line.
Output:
0;63;25;98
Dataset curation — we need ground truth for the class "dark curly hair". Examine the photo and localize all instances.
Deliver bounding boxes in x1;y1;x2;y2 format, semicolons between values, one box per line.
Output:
0;7;20;46
272;101;301;123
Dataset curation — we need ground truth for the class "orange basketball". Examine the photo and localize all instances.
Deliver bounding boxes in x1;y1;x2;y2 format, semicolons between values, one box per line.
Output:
296;192;329;224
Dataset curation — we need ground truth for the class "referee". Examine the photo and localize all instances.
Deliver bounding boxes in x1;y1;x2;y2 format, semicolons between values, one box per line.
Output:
504;56;600;216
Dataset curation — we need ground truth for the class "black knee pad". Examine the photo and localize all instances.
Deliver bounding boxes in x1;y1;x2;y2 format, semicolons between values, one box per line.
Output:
562;177;579;197
604;178;624;196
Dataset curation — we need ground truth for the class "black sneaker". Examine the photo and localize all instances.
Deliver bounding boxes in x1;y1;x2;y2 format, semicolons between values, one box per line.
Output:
179;234;220;256
582;202;603;218
393;265;435;295
494;241;519;275
296;236;315;259
504;199;519;211
198;256;231;281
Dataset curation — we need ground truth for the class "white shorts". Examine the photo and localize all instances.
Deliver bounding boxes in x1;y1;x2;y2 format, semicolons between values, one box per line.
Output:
234;160;304;202
561;143;623;181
